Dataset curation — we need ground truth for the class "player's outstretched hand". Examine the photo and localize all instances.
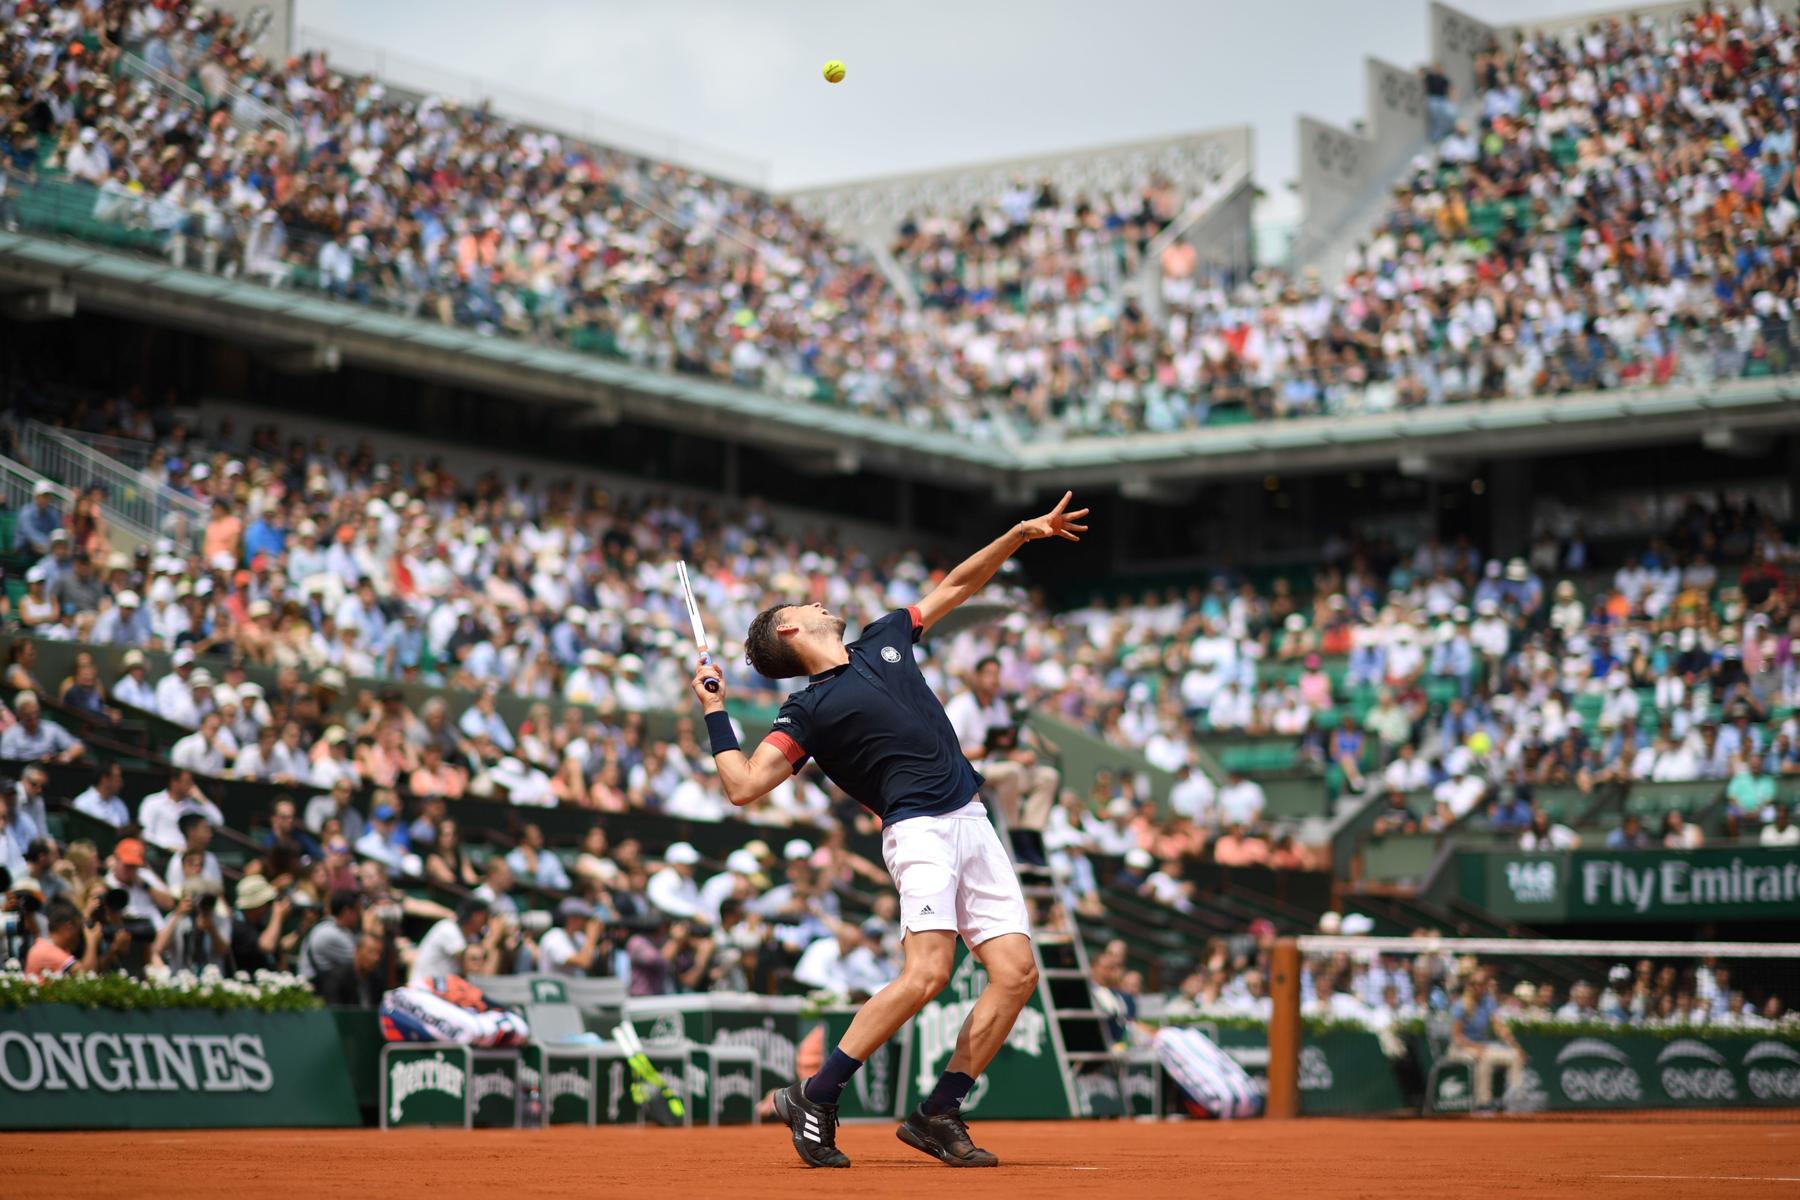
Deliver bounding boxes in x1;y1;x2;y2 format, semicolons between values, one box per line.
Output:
691;661;727;710
1020;490;1090;543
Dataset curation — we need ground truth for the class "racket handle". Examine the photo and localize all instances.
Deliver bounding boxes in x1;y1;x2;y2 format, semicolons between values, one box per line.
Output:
699;654;721;693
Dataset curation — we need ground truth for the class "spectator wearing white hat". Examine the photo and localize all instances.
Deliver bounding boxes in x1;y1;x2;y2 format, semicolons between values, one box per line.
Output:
309;726;362;791
154;648;199;724
17;564;58;630
647;842;704;919
90;589;152;646
700;848;767;924
13;480;62;556
111;649;158;712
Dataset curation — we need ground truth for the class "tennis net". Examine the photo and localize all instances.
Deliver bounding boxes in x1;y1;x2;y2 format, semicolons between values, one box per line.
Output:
1257;935;1800;1121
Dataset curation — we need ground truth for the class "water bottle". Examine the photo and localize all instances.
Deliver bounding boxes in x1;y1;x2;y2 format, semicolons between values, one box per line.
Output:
523;1083;543;1129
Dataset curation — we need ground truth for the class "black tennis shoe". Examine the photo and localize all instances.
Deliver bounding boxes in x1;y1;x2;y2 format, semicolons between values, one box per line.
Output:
897;1106;999;1167
774;1081;850;1168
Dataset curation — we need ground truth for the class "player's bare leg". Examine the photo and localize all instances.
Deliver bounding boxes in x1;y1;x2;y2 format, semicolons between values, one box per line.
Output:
775;930;955;1169
899;932;1036;1167
837;929;956;1058
945;933;1038;1076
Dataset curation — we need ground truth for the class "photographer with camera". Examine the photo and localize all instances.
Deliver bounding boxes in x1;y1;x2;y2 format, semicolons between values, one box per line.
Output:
149;878;231;973
103;837;174;932
23;895;128;977
227;876;293;974
945;656;1060;835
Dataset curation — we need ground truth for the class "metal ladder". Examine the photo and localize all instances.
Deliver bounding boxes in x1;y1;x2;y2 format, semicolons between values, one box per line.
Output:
992;808;1142;1117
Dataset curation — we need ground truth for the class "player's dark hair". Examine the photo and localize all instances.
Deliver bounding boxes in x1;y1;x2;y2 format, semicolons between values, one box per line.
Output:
744;603;807;680
975;655;1001;674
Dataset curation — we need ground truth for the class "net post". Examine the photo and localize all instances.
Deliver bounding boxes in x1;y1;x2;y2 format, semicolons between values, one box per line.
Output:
1266;936;1301;1120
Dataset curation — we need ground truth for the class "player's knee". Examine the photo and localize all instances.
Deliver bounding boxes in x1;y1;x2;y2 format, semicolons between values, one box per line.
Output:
903;964;951;1001
990;958;1038;998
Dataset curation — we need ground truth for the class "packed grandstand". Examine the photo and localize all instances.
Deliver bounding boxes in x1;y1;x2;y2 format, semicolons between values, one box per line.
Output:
0;0;1796;1134
1;0;1795;440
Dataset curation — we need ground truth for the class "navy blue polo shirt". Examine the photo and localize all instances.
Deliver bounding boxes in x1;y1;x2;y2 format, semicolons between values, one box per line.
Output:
764;606;983;825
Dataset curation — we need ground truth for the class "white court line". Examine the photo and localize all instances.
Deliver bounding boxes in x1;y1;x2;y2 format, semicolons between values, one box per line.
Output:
1599;1175;1800;1183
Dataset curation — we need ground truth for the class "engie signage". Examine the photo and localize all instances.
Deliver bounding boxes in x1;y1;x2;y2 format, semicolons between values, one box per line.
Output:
1463;848;1800;922
1504;1030;1800;1112
0;1005;358;1129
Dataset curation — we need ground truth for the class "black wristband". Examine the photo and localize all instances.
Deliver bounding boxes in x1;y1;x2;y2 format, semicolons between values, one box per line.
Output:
704;710;740;756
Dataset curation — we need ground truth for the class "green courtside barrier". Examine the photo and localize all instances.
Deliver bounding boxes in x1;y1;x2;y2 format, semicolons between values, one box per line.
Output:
1190;1021;1408;1116
0;1006;358;1129
626;992;806;1105
1411;1025;1800;1113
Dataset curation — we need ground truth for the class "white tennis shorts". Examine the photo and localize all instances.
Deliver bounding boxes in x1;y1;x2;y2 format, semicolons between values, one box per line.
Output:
880;798;1031;948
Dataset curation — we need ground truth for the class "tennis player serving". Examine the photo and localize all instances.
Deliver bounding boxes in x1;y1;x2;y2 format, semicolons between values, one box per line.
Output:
690;491;1088;1169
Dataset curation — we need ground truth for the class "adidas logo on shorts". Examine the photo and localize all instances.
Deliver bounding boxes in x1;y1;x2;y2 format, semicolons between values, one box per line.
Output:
920;904;934;915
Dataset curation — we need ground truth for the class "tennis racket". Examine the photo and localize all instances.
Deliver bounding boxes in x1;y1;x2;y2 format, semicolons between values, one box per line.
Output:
612;1019;686;1125
676;560;720;694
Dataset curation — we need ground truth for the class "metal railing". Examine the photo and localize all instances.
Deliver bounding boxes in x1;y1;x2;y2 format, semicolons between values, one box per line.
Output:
119;51;298;141
0;451;157;555
0;453;74;514
16;420;205;551
295;25;768;187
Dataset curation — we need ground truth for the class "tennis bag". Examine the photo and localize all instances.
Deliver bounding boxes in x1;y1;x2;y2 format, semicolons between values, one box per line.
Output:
1153;1027;1263;1119
380;978;531;1048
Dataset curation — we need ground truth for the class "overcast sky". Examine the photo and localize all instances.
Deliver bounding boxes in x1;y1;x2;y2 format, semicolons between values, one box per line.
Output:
294;0;1614;194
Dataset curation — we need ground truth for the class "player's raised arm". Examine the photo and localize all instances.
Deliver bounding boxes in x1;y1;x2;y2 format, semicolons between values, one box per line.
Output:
914;490;1089;633
690;662;794;806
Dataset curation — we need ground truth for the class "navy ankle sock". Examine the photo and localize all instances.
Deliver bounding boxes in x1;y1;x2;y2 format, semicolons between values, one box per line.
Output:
803;1048;863;1106
921;1070;975;1116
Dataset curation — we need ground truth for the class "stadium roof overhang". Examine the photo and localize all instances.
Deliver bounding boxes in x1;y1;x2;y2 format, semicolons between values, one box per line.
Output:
4;231;1798;495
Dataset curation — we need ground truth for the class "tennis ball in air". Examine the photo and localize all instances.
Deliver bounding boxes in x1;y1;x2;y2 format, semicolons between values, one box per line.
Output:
822;60;846;84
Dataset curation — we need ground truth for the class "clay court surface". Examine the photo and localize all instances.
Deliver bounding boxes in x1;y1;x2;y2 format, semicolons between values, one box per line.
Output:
9;1119;1799;1197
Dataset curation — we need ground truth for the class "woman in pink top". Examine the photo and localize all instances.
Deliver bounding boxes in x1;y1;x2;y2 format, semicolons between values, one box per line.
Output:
1297;654;1334;710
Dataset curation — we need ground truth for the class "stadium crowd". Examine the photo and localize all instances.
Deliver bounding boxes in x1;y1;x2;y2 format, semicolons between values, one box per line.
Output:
2;3;1797;442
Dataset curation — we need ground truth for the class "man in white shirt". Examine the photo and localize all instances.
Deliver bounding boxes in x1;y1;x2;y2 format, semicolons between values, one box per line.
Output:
155;652;206;728
943;656;1058;831
487;757;555;807
1760;807;1799;847
137;769;224;853
1383;744;1432;794
1169;765;1217;828
104;838;173;931
410;900;492;985
1083;798;1139;857
793;922;895;999
537;899;605;977
111;649;158;712
1432;763;1487;825
1207;682;1253;731
170;710;234;777
71;762;131;827
699;849;765;925
665;773;731;822
1217;771;1267;829
646;842;703;918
